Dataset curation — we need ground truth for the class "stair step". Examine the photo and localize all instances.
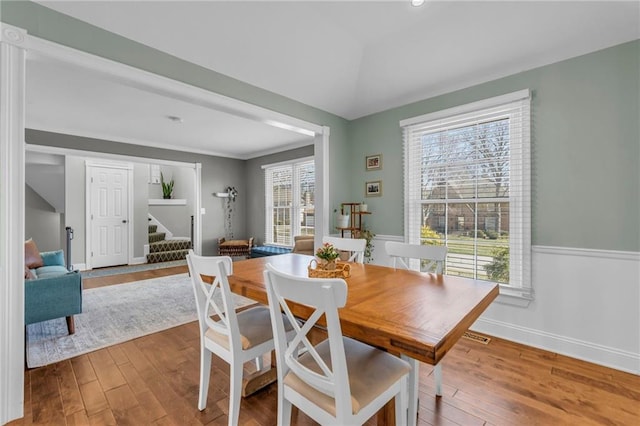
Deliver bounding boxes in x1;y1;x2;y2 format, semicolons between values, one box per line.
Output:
148;224;158;233
146;249;189;263
149;239;191;253
149;232;166;243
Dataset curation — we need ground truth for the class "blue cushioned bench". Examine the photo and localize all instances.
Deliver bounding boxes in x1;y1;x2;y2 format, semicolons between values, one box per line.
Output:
251;245;292;258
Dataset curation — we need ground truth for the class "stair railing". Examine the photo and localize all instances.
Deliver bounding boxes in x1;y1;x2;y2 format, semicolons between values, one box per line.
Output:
65;226;74;271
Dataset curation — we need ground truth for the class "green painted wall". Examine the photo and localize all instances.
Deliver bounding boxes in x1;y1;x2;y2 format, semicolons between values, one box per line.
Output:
348;40;640;252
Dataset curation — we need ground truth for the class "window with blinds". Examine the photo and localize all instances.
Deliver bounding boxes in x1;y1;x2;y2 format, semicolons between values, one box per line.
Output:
400;90;531;291
264;157;315;246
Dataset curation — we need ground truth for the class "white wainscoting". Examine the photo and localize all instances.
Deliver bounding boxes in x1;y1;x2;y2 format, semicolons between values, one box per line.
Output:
369;236;640;374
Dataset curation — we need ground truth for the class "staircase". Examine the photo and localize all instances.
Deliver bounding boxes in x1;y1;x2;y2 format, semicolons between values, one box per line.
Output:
147;224;191;263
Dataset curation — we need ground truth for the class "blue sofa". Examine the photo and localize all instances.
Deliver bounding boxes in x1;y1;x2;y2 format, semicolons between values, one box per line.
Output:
25;249;83;334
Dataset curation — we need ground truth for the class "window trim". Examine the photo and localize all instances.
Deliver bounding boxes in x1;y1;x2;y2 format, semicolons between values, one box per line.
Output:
400;90;532;297
263;156;315;247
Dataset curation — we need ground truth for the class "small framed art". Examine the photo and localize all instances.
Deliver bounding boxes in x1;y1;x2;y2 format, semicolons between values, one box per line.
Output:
365;180;382;197
365;154;382;171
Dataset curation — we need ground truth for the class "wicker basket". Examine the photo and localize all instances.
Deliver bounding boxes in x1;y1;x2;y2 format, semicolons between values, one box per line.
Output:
308;259;351;279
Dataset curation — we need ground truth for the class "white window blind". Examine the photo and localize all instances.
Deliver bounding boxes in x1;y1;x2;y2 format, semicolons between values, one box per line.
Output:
264;158;315;246
401;90;531;291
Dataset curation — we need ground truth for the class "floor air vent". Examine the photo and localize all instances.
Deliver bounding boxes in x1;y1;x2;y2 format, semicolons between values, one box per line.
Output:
463;331;491;344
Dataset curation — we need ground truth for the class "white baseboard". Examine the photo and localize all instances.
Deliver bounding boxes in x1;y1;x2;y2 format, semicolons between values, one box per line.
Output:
472;317;640;375
130;257;147;265
74;263;87;272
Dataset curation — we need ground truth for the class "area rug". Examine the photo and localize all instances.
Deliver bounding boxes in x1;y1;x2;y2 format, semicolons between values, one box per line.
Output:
25;273;254;368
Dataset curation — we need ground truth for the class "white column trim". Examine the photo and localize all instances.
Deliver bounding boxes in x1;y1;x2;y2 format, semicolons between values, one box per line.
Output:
0;23;26;424
314;126;331;250
194;163;202;255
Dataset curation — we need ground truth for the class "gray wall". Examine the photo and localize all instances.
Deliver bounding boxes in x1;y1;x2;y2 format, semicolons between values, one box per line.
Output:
24;184;61;252
64;155;85;265
133;164;149;258
348;40;639;252
246;145;315;246
26;129;246;257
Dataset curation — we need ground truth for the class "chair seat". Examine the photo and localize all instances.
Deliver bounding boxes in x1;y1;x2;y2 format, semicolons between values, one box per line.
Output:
283;337;411;416
206;305;294;350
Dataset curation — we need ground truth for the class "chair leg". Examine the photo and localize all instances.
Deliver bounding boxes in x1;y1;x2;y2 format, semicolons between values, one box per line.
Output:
198;348;212;411
395;378;408;426
279;394;292;426
228;361;243;426
401;354;419;426
66;316;75;335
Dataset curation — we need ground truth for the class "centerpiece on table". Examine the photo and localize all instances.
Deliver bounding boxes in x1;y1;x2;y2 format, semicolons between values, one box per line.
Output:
315;243;340;270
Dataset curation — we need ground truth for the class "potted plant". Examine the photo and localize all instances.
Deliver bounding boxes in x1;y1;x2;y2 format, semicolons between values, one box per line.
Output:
360;201;368;212
315;243;340;270
160;172;174;199
359;226;376;263
335;206;350;229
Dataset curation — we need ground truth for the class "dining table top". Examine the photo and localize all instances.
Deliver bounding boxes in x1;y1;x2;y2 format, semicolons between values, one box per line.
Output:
228;253;499;366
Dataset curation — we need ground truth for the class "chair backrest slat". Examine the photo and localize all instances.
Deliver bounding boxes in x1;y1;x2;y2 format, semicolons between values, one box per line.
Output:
264;264;351;405
385;241;447;274
186;251;242;350
322;236;366;263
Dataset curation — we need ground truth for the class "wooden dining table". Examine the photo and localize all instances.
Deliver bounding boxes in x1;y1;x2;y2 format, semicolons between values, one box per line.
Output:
228;253;499;425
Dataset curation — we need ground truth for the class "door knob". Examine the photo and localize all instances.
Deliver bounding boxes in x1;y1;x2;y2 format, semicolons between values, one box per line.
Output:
122;220;128;223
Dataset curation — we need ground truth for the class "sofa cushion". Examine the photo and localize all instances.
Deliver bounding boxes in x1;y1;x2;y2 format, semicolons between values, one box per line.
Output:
41;250;65;267
35;265;69;279
25;239;44;269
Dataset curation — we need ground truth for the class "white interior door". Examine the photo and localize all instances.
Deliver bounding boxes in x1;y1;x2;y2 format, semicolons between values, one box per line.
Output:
89;165;129;268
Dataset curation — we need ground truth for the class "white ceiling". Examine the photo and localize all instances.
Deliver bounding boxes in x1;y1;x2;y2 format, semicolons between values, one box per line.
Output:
27;0;640;158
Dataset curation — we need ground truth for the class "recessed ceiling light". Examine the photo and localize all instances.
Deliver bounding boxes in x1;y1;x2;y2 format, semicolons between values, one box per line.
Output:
167;115;183;123
411;0;425;6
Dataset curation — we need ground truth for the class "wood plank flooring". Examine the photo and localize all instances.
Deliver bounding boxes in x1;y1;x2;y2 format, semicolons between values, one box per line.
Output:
10;265;640;425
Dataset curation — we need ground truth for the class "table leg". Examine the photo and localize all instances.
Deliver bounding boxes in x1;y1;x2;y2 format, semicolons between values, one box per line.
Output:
434;362;442;396
401;354;419;426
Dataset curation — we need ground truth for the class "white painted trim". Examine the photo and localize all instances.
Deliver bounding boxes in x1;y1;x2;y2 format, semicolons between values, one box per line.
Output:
242;139;315;161
399;89;531;127
130;256;147;265
0;23;26;424
73;263;87;272
85;159;134;170
472;318;640;375
533;245;640;261
27;143;197;169
315;127;331;249
261;155;314;169
193;163;202;255
148;198;187;206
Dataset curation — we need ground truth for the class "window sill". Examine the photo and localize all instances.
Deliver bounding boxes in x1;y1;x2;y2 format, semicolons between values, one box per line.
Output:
495;285;534;307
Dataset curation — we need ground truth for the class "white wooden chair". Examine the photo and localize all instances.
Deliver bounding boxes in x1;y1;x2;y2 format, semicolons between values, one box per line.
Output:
186;250;294;425
264;263;411;426
385;241;447;274
322;236;366;263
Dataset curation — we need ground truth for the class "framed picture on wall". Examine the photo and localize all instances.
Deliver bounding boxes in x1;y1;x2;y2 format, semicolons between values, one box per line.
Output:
365;154;382;171
365;180;382;197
